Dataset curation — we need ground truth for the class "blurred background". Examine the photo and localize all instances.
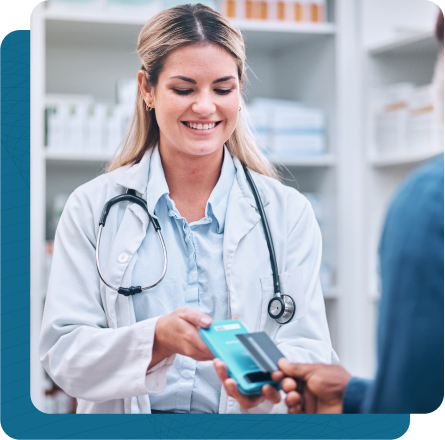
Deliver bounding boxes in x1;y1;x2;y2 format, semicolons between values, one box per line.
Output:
30;0;442;413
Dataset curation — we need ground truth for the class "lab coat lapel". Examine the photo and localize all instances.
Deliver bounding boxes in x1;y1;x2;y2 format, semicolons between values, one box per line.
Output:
223;157;270;316
103;203;149;328
104;149;154;328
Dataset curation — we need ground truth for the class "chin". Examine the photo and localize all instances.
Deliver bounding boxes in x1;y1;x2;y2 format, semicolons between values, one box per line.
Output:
182;140;225;157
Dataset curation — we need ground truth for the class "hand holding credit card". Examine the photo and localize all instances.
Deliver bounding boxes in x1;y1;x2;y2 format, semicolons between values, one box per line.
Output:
199;320;286;395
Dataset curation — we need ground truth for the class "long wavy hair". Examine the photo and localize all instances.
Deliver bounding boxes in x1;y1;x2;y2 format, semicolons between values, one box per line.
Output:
107;3;277;179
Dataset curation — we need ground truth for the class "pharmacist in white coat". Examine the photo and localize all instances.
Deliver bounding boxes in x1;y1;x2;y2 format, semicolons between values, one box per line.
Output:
39;4;337;414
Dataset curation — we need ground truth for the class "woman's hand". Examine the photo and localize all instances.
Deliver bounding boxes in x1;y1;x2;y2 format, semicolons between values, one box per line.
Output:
149;307;214;369
213;359;282;410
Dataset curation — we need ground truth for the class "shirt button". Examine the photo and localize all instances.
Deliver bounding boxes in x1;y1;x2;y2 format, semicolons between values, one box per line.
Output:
118;253;129;264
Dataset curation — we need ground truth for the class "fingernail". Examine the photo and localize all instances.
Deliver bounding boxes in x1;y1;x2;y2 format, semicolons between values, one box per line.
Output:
200;317;212;326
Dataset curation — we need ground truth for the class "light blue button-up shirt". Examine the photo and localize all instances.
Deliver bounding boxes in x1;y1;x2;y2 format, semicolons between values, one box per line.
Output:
132;145;236;413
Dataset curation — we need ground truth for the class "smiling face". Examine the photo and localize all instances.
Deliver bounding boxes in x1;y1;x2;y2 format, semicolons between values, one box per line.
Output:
138;43;241;159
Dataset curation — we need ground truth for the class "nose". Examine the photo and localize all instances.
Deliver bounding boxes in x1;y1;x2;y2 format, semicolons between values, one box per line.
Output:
191;90;216;117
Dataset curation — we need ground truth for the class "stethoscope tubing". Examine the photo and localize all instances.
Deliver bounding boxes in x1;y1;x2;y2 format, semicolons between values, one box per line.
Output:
242;164;282;298
95;190;168;295
95;224;168;292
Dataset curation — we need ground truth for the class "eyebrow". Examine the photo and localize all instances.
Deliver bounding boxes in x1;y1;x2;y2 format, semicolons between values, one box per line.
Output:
170;75;236;84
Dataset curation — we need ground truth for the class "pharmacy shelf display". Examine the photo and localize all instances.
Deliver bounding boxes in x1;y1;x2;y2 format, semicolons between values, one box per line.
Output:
363;24;443;329
32;0;370;413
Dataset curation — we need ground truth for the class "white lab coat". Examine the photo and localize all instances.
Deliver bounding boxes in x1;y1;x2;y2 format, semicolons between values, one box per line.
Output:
39;148;338;414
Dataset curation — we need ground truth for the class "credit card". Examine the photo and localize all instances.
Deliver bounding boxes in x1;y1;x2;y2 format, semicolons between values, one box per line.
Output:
236;332;285;373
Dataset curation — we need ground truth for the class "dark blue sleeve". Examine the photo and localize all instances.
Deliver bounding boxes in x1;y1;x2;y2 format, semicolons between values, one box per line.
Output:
362;155;444;413
343;377;372;413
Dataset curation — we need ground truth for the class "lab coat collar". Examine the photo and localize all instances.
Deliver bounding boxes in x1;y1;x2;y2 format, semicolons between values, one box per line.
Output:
232;155;270;209
115;147;155;200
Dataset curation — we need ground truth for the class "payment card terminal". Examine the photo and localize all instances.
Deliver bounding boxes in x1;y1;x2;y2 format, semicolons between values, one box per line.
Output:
199;320;282;395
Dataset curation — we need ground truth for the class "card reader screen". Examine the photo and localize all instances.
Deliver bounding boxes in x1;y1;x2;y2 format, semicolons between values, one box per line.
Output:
244;372;272;383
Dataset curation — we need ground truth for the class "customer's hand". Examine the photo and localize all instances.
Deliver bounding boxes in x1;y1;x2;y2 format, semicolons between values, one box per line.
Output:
150;307;214;369
272;359;351;414
213;359;282;410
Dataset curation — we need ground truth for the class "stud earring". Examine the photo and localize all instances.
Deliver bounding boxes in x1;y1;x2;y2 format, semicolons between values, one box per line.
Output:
146;103;152;112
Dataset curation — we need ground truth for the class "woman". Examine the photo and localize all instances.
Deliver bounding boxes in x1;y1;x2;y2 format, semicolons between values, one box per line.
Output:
39;4;337;414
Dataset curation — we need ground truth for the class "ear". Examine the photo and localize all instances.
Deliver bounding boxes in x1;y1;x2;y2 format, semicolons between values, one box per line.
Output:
137;70;155;108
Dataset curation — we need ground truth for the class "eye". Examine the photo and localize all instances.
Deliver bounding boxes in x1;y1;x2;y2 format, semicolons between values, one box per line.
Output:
214;89;232;95
173;89;193;95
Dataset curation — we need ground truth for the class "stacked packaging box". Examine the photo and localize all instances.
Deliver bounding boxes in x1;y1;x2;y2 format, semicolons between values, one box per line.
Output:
373;83;412;156
373;82;442;157
406;85;442;152
247;98;326;158
45;78;137;154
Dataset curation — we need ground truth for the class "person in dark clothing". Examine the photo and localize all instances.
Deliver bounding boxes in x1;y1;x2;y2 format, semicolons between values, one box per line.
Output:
273;10;444;415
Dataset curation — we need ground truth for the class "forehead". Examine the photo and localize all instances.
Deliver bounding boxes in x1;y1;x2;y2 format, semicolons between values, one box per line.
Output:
161;43;238;79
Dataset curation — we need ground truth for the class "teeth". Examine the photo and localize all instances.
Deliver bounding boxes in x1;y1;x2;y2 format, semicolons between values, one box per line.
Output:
186;122;217;130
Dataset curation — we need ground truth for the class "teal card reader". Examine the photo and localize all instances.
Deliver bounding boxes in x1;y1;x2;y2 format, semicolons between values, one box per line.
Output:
199;320;281;395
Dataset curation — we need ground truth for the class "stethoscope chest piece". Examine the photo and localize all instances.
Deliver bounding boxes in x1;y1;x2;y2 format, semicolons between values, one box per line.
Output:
268;294;296;324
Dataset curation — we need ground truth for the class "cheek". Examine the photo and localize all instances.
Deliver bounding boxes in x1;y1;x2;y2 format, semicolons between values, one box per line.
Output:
156;96;185;125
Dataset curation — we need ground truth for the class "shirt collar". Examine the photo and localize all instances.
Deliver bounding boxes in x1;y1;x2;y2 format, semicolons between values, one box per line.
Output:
117;144;239;228
146;144;235;233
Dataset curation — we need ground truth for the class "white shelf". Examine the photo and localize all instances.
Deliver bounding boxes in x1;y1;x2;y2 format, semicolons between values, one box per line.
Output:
45;149;113;163
369;149;443;167
44;8;335;52
45;7;335;35
367;32;438;56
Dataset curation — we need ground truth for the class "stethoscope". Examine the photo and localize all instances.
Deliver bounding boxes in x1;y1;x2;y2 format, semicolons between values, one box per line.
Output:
95;164;296;324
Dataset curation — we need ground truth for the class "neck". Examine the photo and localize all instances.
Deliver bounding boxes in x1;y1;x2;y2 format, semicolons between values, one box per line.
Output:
159;144;224;222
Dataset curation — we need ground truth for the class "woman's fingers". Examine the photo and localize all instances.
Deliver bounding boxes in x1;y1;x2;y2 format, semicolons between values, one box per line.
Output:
213;359;229;382
214;359;266;409
224;378;265;409
179;307;212;328
262;384;281;404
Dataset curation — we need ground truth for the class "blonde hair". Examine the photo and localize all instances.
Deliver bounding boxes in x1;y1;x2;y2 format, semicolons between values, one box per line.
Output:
107;3;278;179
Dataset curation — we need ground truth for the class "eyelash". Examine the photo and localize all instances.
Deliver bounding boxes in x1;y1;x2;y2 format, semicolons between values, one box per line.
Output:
173;89;232;96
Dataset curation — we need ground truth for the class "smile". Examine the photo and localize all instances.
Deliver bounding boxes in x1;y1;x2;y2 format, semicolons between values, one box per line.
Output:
182;121;221;130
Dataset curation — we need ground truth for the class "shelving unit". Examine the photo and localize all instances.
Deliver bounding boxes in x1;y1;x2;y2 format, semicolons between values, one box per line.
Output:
361;0;443;370
31;0;441;413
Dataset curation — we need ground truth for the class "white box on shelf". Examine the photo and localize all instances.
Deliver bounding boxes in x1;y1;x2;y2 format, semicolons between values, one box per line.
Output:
272;106;325;157
245;103;272;154
86;103;107;153
45;94;94;151
373;82;414;156
67;102;89;152
407;84;442;153
105;105;125;153
47;103;69;150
